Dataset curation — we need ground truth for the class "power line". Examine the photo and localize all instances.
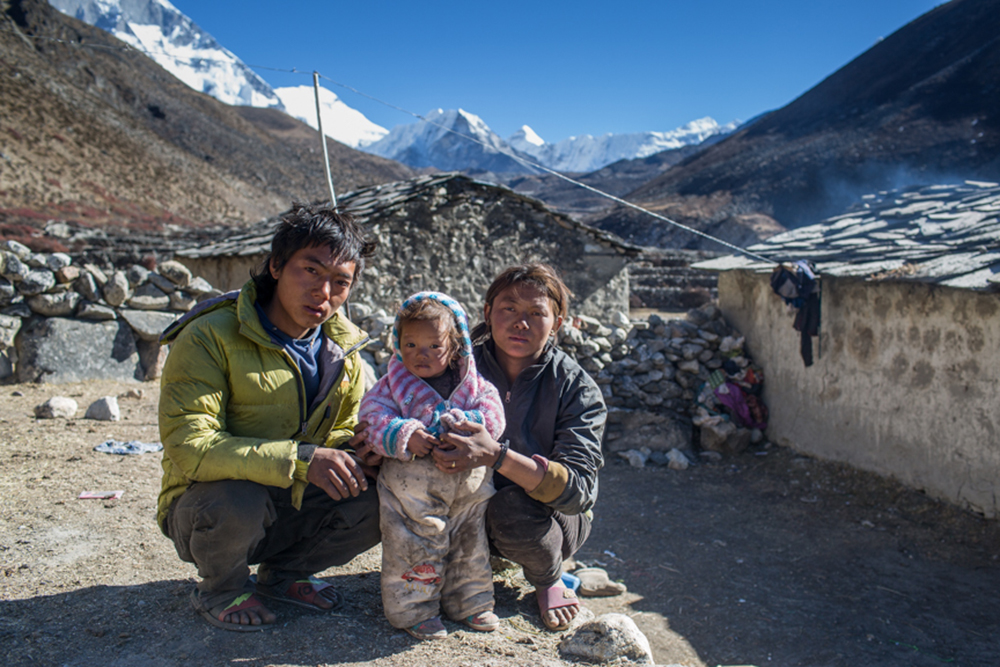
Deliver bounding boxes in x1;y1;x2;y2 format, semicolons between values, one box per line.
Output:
23;34;776;264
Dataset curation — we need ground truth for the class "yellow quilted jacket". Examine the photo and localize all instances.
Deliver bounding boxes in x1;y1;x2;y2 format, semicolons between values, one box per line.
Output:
156;281;368;530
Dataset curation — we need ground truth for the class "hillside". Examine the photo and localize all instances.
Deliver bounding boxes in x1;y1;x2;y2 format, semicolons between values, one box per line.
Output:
593;0;1000;248
0;0;412;245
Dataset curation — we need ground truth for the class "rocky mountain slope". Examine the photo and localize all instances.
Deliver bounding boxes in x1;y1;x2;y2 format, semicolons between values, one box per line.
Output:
592;0;1000;249
0;0;412;245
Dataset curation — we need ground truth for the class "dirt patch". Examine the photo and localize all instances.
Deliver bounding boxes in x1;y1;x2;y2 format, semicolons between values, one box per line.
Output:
1;379;998;666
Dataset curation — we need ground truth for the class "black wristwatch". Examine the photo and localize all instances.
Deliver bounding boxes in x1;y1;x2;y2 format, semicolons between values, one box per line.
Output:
492;440;510;470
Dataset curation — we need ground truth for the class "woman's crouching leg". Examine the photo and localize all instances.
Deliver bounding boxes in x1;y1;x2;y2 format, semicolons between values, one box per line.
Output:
486;485;590;588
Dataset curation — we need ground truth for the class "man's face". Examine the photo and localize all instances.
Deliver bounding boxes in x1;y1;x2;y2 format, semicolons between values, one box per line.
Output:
265;245;356;339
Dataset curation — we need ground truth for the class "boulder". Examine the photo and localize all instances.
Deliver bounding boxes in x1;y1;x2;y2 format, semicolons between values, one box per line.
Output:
46;253;72;271
157;260;192;287
126;283;170;310
604;409;692;453
76;301;117;321
0;313;19;349
85;396;120;421
27;291;80;317
34;396;79;419
17;270;56;297
74;272;101;302
15;318;140;383
119;309;179;342
102;271;131;307
137;339;168;381
3;240;31;259
559;613;654;665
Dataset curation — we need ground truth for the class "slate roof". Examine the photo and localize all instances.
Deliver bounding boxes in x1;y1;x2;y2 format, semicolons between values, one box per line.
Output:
693;180;1000;290
177;172;642;259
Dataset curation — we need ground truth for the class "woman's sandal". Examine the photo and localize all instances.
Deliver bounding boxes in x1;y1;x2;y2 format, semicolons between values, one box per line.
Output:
536;584;581;631
252;574;343;611
463;609;500;632
190;589;273;632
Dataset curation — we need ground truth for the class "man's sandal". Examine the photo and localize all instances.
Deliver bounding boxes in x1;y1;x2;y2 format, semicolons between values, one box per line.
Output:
190;589;273;632
536;584;581;631
252;574;343;612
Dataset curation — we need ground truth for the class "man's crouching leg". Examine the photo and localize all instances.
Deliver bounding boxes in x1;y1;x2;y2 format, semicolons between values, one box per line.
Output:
166;480;278;626
254;481;381;607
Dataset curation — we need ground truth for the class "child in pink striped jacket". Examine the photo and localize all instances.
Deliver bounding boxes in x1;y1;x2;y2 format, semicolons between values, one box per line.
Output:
359;291;505;640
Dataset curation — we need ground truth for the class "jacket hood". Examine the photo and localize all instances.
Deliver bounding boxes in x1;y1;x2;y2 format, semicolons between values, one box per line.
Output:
392;291;473;376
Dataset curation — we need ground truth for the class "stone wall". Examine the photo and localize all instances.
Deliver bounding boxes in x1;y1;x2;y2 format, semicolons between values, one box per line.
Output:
716;269;1000;518
0;240;220;383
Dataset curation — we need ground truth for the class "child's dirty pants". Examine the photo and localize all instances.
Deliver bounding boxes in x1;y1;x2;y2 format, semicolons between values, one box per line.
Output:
378;456;495;628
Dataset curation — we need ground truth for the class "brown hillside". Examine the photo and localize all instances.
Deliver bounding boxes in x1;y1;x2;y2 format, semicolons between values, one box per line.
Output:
595;0;1000;248
0;0;412;246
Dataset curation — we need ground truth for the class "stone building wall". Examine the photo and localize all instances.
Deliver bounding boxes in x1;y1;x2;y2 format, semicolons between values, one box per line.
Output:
716;270;1000;518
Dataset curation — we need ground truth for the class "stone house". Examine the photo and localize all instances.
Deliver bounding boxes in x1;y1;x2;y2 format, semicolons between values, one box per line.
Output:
694;181;1000;518
175;173;642;319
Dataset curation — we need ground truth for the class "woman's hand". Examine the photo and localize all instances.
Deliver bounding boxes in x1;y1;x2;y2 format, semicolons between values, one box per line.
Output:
432;421;500;473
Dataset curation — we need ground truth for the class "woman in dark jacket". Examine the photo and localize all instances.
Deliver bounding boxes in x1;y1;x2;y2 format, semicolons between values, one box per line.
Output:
432;264;607;631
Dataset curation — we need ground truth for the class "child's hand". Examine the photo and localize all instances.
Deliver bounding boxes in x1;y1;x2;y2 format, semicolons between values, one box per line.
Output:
407;429;437;458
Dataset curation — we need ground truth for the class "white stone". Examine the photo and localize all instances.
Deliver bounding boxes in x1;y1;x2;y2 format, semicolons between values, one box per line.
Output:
85;396;120;421
667;448;691;470
34;396;78;419
559;613;654;665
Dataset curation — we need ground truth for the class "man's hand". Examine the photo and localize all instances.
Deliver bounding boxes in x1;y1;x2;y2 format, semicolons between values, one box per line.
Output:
349;421;383;473
307;448;368;500
407;429;437;458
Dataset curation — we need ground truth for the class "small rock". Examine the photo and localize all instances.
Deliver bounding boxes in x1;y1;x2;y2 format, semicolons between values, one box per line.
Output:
617;449;648;468
127;283;170;310
3;240;31;259
27;291;80;317
666;448;691;470
118;388;144;400
35;396;78;419
17;270;56;297
76;301;118;321
102;271;131;307
45;253;72;271
83;264;108;287
157;260;192;287
147;273;177;294
55;265;81;284
85;396;120;422
126;264;150;287
184;276;213;295
74;272;102;302
559;613;654;665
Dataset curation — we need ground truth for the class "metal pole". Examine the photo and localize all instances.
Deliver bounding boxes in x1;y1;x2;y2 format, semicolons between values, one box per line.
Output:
313;71;338;208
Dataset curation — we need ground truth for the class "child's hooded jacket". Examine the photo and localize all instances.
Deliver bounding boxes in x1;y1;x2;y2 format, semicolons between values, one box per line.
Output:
359;291;505;460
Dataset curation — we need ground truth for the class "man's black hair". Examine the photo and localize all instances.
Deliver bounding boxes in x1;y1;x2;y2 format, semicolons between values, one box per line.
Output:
251;203;377;303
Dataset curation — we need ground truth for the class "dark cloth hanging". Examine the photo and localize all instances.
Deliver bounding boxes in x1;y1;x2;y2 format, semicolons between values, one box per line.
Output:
771;261;821;367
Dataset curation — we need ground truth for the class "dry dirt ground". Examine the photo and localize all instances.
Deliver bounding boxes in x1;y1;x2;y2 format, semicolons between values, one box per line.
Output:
1;379;998;667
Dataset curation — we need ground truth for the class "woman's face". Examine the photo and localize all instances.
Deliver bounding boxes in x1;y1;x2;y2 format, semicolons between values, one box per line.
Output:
485;283;562;364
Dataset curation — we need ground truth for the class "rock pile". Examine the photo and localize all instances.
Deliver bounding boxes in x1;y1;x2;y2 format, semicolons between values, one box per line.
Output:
0;240;220;383
348;300;766;464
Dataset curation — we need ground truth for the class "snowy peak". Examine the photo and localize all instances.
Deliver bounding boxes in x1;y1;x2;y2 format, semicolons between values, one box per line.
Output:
508;125;546;154
508;117;740;173
49;0;283;108
274;85;387;149
364;108;532;173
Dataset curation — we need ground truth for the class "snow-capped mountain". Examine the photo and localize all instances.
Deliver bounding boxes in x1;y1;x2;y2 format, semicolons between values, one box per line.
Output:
509;117;741;173
49;0;282;108
274;85;387;149
364;109;534;173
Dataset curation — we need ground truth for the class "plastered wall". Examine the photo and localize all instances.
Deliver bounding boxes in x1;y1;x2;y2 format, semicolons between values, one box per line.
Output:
718;270;1000;517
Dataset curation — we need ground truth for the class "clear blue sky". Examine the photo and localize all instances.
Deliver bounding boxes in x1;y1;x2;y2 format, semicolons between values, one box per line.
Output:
170;0;944;142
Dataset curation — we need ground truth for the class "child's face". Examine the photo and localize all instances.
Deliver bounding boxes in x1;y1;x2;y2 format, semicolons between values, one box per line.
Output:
400;318;454;379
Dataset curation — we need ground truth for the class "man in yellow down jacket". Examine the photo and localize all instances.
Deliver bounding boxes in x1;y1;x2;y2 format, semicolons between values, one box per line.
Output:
157;205;381;631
